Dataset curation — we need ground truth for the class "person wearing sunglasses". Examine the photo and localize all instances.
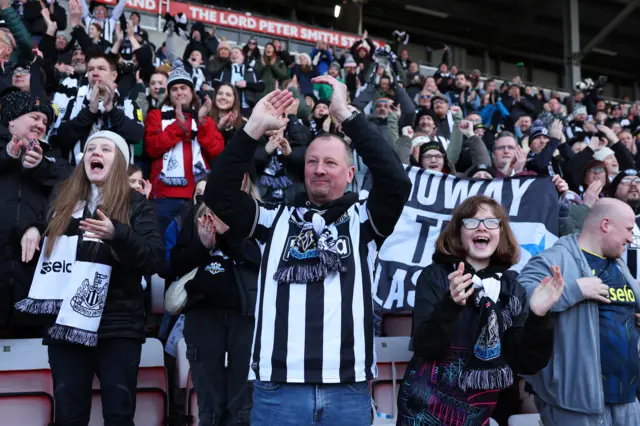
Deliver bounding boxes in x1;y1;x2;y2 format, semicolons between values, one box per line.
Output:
398;195;562;426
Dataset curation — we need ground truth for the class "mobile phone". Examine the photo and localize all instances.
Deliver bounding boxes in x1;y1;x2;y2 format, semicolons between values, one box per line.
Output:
27;138;37;152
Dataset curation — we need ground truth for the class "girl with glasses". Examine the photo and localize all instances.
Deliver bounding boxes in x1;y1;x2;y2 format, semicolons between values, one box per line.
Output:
397;195;563;426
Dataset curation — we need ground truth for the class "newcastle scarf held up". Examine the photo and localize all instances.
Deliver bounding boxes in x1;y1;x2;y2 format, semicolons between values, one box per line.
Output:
15;204;114;347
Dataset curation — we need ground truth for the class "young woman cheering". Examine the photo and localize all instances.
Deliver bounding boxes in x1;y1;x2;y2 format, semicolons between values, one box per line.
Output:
397;195;563;426
16;130;163;425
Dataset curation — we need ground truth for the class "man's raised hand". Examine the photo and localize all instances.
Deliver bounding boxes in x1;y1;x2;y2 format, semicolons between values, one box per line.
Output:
244;90;294;140
311;76;352;123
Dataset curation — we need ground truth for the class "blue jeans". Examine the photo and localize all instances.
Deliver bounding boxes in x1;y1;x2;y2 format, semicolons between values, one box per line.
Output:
251;381;371;426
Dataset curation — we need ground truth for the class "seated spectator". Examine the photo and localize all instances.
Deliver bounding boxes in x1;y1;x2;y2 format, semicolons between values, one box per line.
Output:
398;195;559;426
144;59;224;236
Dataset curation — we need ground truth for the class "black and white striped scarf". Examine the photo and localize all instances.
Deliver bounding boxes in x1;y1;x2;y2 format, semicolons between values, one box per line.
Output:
15;203;114;347
159;105;208;186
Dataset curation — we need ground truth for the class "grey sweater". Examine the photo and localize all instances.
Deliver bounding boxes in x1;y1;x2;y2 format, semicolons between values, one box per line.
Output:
518;235;640;414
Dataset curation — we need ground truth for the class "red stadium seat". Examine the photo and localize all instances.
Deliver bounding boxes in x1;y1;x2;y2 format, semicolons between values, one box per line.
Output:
0;394;53;426
382;314;413;337
0;339;54;424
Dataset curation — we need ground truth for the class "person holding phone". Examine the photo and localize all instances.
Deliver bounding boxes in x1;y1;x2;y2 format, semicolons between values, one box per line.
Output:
397;195;562;426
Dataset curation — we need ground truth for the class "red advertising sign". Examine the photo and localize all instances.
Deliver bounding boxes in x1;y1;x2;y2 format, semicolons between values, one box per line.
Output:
97;0;382;49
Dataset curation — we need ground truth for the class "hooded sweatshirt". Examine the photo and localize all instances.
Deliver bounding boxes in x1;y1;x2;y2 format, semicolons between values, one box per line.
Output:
517;234;640;414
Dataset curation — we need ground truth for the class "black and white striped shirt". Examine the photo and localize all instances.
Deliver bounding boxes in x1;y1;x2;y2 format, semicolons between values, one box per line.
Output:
204;113;412;385
247;200;379;383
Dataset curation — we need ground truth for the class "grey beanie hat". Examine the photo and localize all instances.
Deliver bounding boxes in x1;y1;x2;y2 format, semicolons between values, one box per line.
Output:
167;59;193;90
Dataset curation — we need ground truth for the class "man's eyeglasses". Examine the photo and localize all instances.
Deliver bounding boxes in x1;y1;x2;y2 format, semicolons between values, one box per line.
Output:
620;177;640;185
462;218;502;230
423;154;444;161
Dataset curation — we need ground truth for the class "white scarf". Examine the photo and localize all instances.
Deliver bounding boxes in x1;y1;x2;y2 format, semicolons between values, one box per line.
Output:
15;202;113;347
67;84;136;165
471;273;502;303
191;66;206;92
160;105;208;186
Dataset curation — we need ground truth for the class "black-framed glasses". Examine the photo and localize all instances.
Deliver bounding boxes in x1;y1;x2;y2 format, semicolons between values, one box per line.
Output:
462;218;502;230
12;67;29;76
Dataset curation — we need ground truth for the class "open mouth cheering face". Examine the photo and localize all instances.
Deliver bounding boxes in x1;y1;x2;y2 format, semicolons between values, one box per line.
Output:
84;138;117;184
461;205;502;265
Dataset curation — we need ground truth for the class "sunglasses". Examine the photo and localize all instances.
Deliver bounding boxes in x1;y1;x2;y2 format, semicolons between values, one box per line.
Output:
462;218;502;230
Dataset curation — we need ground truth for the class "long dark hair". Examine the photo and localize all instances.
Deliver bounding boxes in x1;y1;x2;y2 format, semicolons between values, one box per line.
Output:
435;195;519;266
209;83;242;128
162;84;201;112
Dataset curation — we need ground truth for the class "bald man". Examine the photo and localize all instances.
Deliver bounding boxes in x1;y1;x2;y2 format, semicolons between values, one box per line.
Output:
518;198;640;425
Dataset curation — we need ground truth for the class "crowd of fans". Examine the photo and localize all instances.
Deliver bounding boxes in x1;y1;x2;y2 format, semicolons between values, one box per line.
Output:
1;0;640;425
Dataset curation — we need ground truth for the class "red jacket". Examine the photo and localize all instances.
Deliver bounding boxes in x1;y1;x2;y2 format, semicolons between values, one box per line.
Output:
144;110;224;200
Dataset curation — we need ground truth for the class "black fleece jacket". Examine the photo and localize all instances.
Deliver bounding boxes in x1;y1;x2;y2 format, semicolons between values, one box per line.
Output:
204;113;412;241
412;259;554;375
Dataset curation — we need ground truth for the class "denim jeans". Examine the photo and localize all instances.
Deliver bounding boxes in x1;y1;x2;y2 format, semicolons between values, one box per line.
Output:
153;198;188;240
184;309;254;426
251;380;371;426
48;339;142;426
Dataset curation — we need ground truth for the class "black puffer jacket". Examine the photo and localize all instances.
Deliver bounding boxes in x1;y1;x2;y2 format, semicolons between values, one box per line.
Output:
0;127;72;327
44;192;163;343
171;208;259;316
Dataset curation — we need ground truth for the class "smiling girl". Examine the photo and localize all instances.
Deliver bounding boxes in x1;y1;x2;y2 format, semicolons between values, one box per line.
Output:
397;195;563;426
16;130;163;425
209;83;243;144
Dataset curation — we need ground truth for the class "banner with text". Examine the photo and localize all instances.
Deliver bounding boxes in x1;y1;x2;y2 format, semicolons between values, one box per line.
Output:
97;0;381;49
372;167;560;314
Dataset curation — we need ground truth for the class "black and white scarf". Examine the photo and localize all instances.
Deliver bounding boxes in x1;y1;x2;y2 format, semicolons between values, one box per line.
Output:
15;203;114;347
260;150;292;201
457;267;521;391
273;193;357;284
160;105;208;186
61;84;137;164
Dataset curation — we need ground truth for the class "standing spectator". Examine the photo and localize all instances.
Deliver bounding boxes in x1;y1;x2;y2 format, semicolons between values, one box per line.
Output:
204;78;411;426
405;62;422;101
350;30;374;76
398;196;559;426
80;0;126;43
273;39;294;67
52;53;144;165
259;42;288;98
208;39;231;80
209;83;243;145
213;47;265;117
0;91;71;337
242;37;261;66
172;176;260;426
432;94;454;139
501;83;536;131
135;70;168;121
525;120;573;176
144;59;224;236
86;22;111;54
16;130;163;426
519;199;640;426
293;53;317;96
399;48;412;71
310;40;333;76
182;21;218;66
343;56;361;100
537;96;566;130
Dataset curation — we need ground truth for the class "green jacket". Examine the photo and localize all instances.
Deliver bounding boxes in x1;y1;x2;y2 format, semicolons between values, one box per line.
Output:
259;59;289;99
1;7;34;64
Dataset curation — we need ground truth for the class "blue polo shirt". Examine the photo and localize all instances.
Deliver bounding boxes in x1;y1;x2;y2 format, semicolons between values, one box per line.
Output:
583;250;639;404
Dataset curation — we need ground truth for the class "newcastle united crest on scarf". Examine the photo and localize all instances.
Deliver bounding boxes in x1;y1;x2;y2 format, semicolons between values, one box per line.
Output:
70;272;109;318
